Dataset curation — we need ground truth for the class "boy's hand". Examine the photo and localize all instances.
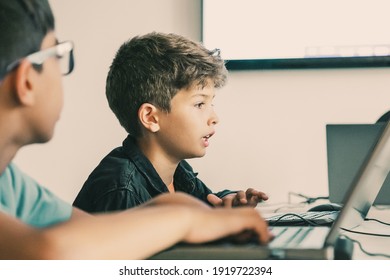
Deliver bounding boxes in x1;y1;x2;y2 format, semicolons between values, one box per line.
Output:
183;207;273;245
207;188;269;208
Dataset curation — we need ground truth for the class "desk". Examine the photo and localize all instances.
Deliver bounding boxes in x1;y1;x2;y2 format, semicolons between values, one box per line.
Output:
151;201;390;260
345;207;390;259
258;203;390;260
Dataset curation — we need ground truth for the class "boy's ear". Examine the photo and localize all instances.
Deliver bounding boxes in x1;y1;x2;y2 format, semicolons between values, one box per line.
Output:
13;60;35;106
138;103;160;133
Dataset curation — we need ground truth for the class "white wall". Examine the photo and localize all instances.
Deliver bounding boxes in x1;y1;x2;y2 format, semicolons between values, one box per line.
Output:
189;68;390;203
13;0;390;204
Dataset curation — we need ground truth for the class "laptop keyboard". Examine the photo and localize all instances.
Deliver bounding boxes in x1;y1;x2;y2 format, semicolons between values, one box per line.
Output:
266;211;339;226
269;227;313;248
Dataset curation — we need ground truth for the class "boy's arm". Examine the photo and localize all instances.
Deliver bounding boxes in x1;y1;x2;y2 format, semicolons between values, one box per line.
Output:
178;162;268;208
0;193;271;260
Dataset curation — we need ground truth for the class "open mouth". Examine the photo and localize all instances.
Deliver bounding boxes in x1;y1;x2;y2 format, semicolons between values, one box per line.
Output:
202;132;215;147
203;132;214;140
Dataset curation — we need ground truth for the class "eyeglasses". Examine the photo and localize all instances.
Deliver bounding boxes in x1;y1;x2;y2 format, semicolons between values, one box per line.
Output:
210;48;221;57
4;40;74;78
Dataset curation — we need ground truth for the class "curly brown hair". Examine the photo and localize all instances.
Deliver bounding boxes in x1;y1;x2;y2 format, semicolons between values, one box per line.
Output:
106;32;228;137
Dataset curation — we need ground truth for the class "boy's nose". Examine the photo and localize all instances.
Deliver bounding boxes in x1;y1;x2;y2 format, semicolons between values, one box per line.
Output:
208;110;219;126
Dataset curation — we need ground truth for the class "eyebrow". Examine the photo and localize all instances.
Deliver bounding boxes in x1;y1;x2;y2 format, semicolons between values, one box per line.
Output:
191;93;216;99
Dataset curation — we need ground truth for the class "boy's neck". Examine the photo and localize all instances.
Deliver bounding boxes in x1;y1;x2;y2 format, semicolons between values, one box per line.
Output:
136;137;180;188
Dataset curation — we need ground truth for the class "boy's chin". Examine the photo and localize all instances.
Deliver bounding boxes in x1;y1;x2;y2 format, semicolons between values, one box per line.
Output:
186;151;207;159
196;151;207;158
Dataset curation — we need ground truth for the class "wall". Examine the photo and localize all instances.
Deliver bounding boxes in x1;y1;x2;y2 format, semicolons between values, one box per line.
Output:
13;0;390;204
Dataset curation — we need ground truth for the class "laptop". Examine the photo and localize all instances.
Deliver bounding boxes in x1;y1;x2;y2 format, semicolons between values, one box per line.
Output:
150;121;390;260
327;123;390;205
265;122;390;226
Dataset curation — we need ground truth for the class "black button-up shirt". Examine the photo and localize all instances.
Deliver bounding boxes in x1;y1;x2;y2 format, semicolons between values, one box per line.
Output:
73;135;234;213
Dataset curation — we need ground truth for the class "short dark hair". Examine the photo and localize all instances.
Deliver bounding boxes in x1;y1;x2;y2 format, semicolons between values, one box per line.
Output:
0;0;54;81
106;32;228;138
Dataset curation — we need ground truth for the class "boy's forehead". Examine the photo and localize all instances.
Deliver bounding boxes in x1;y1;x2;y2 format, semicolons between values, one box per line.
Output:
172;79;216;101
189;84;216;98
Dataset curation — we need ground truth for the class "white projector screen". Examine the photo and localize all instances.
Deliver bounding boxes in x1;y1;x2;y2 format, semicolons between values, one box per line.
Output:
202;0;390;69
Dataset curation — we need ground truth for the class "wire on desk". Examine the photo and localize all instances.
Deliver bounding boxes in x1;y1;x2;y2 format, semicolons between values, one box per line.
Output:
341;227;390;237
263;192;330;213
288;192;329;204
340;234;390;259
364;218;390;226
269;213;324;227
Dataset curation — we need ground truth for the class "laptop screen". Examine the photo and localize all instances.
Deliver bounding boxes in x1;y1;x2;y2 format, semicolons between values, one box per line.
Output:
326;123;390;205
326;122;390;245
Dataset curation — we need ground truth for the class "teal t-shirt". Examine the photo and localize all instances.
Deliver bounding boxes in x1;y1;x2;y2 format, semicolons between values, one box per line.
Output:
0;163;72;227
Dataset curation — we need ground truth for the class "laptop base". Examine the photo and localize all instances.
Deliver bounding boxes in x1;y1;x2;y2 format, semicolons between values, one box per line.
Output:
149;236;351;260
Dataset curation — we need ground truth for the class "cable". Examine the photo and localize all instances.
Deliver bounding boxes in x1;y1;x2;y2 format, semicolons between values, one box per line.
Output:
288;192;329;204
265;192;330;213
340;227;390;237
268;213;390;258
340;234;390;259
269;213;324;226
270;216;390;258
364;218;390;226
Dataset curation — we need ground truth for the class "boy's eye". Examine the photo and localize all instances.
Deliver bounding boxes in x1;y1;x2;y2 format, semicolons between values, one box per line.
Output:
195;102;205;109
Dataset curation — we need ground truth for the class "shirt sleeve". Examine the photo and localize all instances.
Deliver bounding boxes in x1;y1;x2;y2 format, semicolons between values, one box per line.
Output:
0;163;72;228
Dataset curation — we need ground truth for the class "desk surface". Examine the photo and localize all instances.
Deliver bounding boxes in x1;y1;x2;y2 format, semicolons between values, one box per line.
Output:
152;202;390;260
258;202;390;260
346;207;390;259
